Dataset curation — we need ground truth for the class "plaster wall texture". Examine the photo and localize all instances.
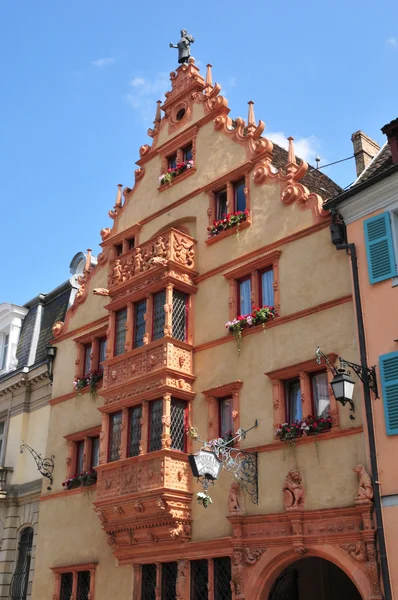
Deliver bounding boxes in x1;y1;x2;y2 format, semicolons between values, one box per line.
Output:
66;264;109;332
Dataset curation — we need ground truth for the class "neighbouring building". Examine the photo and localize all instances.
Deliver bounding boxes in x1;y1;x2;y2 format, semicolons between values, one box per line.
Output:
0;251;93;600
325;117;398;599
31;56;384;600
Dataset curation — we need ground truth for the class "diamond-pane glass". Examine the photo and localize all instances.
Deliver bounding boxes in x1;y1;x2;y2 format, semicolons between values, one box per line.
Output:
134;299;147;348
115;308;127;356
161;562;177;600
170;399;186;452
77;571;91;600
172;290;188;342
191;559;208;600
214;557;232;600
142;564;157;600
153;290;166;341
128;405;142;457
109;411;122;462
149;400;162;452
60;573;73;600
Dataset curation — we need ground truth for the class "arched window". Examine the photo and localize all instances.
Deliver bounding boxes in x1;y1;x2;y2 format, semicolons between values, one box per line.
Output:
10;527;33;600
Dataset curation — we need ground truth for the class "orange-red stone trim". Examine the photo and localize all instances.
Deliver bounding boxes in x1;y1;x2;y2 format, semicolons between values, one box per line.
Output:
202;381;243;443
51;562;97;600
65;425;101;442
50;316;109;345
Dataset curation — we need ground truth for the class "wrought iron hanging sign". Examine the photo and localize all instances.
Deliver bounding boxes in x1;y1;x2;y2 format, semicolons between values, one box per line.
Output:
20;443;54;490
188;421;259;507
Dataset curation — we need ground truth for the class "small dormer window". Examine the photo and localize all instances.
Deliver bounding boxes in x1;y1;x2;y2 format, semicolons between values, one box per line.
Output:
0;334;8;370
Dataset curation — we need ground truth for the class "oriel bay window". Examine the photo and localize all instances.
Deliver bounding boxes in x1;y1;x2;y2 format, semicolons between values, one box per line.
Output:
109;411;123;462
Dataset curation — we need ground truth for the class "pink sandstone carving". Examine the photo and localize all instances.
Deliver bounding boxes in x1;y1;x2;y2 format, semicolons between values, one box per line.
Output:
283;470;304;510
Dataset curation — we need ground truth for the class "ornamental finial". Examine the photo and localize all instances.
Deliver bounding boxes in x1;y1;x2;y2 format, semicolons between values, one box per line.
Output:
205;64;213;88
154;100;162;125
247;101;256;135
287;136;296;165
169;29;195;65
115;183;123;207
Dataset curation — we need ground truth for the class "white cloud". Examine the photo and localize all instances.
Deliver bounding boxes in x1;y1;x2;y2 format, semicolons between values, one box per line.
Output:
91;58;115;67
266;131;323;165
125;72;169;120
386;37;397;46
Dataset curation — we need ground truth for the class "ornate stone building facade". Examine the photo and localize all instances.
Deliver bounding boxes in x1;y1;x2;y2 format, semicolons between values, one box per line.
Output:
31;60;383;599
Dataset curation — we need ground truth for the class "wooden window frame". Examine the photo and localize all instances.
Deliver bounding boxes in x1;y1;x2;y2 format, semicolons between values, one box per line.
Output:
233;178;246;213
237;275;252;316
202;381;243;445
258;267;275;308
74;327;108;380
223;249;281;321
65;426;101;480
51;563;97;600
265;354;339;430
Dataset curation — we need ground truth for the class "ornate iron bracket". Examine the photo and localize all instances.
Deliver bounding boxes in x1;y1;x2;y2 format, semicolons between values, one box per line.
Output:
20;443;54;490
316;347;379;399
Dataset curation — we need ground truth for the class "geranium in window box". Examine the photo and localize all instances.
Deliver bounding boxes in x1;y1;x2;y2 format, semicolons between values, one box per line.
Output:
207;209;249;237
275;421;305;456
159;160;194;186
225;306;278;354
73;370;103;395
303;415;333;436
62;469;97;491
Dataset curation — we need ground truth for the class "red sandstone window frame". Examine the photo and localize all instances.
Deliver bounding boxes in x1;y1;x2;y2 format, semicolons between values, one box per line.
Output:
51;563;97;600
202;381;243;444
74;327;108;381
265;354;339;430
223;249;281;321
64;426;101;481
108;223;142;260
158;127;198;190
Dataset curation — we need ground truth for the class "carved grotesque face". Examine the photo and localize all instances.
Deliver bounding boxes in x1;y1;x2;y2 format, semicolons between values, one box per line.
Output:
290;470;301;482
353;465;363;474
231;483;240;493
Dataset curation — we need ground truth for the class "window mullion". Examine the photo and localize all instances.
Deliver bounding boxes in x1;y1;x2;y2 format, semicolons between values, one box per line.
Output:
145;294;153;345
226;182;233;213
208;559;214;600
72;571;78;600
83;437;91;472
141;401;149;454
162;394;171;449
300;371;312;418
126;302;134;352
164;284;173;337
156;563;162;600
120;408;129;460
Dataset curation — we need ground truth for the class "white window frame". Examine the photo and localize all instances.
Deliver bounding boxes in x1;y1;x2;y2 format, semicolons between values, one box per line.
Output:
0;411;9;466
386;204;398;287
0;332;9;373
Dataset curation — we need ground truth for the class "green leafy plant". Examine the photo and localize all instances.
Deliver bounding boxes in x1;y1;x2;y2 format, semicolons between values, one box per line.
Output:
197;492;213;509
207;209;249;237
225;306;278;354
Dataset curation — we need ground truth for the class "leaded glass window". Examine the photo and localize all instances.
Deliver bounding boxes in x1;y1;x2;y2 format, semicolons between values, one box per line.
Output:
142;564;156;600
134;299;147;348
172;290;188;342
149;399;162;452
161;562;177;600
170;399;186;452
153;290;166;341
214;557;232;600
128;405;142;457
59;573;73;600
77;571;91;600
191;559;208;600
115;308;127;356
9;527;33;600
109;411;122;462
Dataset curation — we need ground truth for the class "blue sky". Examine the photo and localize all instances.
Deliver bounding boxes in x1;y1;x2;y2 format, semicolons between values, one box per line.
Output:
1;0;397;305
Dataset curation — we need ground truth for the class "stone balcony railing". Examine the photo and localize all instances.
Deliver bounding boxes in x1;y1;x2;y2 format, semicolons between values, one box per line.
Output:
102;337;194;397
108;228;196;292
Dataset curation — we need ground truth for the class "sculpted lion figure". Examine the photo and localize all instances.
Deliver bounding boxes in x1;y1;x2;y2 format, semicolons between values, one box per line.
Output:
283;470;304;510
353;464;373;500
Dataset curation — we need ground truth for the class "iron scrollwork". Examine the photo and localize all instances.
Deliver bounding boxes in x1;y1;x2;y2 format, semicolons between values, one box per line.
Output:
20;443;54;489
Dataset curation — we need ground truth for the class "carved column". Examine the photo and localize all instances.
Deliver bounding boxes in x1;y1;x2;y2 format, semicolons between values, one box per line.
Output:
89;567;96;599
208;558;214;600
232;390;240;447
164;284;174;337
132;565;142;600
72;571;78;599
91;337;99;372
187;294;194;345
162;394;172;448
120;408;129;460
75;344;85;379
176;148;183;164
206;397;218;440
140;401;149;454
226;181;233;212
207;191;216;226
108;311;116;359
67;441;76;479
176;559;188;600
100;413;110;465
231;550;245;599
273;257;280;314
244;172;250;212
53;573;61;600
143;294;153;345
126;302;134;352
251;270;258;309
155;563;161;600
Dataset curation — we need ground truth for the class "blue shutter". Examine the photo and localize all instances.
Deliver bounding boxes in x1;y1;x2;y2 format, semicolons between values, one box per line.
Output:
380;352;398;435
364;213;396;283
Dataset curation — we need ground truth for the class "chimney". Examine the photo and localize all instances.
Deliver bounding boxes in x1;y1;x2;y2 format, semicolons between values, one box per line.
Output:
351;131;380;177
381;117;398;164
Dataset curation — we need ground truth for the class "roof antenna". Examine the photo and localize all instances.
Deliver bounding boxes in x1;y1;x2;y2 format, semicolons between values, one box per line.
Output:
315;154;321;169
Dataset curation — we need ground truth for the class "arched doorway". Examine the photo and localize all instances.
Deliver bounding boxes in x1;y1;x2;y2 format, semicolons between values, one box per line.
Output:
269;557;362;600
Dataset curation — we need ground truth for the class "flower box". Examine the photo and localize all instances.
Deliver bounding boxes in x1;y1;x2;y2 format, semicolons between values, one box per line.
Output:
303;416;333;436
73;370;103;394
207;209;249;237
159;160;194;186
62;470;97;491
225;306;278;353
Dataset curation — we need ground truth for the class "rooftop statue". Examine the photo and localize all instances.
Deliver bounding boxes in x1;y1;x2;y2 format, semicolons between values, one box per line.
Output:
169;29;194;65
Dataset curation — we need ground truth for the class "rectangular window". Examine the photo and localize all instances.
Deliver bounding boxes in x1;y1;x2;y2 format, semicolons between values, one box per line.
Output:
183;143;193;162
108;411;122;462
128;405;142;458
127;237;135;250
148;399;163;452
285;378;302;422
191;560;209;600
260;269;274;307
1;334;9;370
83;344;92;376
311;372;330;418
170;399;187;452
168;153;177;170
0;421;5;463
98;338;107;370
238;277;251;315
114;243;123;256
77;571;91;600
172;290;188;342
59;571;91;600
380;351;398;435
161;562;177;600
114;308;127;356
234;179;246;212
60;573;73;600
153;290;166;341
216;188;228;221
364;212;397;283
90;437;100;468
142;564;157;600
214;557;232;600
134;299;147;348
76;440;85;474
219;397;233;439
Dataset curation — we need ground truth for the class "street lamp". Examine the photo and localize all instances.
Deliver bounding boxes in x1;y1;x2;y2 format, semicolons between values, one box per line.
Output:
329;369;355;407
46;346;57;382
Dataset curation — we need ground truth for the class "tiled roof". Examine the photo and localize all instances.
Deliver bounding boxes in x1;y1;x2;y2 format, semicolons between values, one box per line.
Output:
35;288;70;364
272;144;343;200
355;143;393;184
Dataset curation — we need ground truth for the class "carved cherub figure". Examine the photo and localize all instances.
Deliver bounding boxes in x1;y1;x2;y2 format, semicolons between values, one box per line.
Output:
112;259;123;285
151;236;168;266
133;248;144;274
228;482;243;514
231;550;244;596
93;288;110;296
353;464;373;501
283;470;304;510
174;237;194;267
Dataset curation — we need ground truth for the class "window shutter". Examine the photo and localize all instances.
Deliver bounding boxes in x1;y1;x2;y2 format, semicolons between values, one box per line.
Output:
380;352;398;435
364;213;396;283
